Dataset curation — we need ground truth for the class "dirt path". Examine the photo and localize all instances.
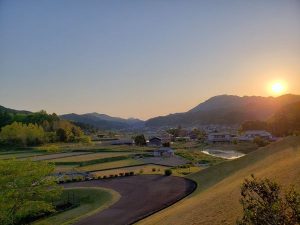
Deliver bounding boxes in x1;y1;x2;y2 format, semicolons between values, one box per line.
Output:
63;175;196;225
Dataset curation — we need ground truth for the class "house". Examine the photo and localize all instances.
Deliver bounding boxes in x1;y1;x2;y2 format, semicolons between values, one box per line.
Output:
148;137;162;147
153;147;174;157
239;130;272;142
207;132;232;143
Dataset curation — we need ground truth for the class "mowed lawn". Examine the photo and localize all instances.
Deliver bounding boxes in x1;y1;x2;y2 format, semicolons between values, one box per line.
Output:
92;164;170;177
48;152;134;163
78;159;143;171
137;137;300;225
34;188;120;225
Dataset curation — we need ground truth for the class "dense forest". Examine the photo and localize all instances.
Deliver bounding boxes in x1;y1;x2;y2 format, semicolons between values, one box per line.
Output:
0;109;90;146
241;101;300;136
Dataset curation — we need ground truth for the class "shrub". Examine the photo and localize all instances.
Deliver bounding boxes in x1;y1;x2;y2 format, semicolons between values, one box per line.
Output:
253;136;269;147
119;173;124;176
237;175;300;225
139;169;144;174
152;168;156;172
125;172;130;176
164;169;172;176
129;171;134;176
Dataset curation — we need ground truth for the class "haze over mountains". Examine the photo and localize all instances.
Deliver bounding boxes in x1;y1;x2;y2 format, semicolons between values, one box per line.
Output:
1;94;300;130
146;94;300;127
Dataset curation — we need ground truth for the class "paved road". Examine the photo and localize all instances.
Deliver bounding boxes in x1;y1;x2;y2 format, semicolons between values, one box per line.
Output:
63;175;196;225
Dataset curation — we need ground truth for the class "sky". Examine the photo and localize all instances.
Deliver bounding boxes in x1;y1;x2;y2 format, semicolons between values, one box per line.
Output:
0;0;300;119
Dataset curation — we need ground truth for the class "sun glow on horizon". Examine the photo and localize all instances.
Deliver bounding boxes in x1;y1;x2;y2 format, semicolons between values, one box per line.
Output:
271;82;285;95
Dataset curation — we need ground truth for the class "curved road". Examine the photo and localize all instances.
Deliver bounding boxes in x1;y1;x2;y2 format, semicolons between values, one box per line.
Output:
63;175;196;225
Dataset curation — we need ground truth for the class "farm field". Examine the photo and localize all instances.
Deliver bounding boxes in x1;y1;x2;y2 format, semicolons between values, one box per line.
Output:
78;158;143;172
28;152;92;161
91;164;170;177
48;152;135;163
137;136;300;225
0;151;45;159
34;188;120;225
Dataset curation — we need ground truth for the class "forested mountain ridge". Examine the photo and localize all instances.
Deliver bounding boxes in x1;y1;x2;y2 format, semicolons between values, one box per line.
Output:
145;94;300;127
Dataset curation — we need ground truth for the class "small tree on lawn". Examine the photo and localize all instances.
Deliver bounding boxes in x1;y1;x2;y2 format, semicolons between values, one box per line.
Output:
237;175;300;225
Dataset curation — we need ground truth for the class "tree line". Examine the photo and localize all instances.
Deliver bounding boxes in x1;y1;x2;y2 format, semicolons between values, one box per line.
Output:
0;110;90;146
241;101;300;137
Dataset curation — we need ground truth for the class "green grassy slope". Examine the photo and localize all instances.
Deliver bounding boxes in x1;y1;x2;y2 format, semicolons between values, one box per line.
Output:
137;136;300;225
34;188;120;225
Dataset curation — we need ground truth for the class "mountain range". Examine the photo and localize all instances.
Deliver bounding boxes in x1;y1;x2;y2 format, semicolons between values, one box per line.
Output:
145;94;300;127
1;94;300;130
60;113;144;130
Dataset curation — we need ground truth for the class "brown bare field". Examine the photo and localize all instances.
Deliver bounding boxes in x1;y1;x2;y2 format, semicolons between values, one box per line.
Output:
78;158;142;171
91;164;170;177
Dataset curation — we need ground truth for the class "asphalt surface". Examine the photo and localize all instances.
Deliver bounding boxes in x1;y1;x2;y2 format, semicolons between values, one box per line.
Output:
63;175;196;225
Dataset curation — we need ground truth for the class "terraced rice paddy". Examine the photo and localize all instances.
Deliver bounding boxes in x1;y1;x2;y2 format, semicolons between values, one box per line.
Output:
28;152;92;161
78;159;143;171
0;152;45;159
48;152;134;163
91;164;170;177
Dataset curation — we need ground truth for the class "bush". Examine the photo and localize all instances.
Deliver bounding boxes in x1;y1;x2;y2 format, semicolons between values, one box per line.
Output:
152;168;156;172
119;173;124;176
237;175;300;225
129;171;134;176
164;169;172;176
253;136;269;147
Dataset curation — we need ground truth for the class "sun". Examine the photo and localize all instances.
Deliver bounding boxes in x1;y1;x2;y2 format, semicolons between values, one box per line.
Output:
271;82;285;94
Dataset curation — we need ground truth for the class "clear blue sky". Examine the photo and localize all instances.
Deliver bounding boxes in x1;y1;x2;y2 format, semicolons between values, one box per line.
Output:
1;0;299;119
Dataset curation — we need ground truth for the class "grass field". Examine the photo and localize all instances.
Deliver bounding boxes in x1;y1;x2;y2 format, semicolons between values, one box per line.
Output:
48;152;134;163
176;149;225;165
137;136;300;225
92;164;170;177
34;188;120;225
78;158;143;171
0;152;45;159
205;142;258;154
28;152;92;161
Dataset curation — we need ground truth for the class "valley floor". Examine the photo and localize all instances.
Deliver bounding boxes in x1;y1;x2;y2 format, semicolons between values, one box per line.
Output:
137;137;300;225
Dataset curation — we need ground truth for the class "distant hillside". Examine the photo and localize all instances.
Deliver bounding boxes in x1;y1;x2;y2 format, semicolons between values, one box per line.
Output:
138;136;300;225
60;112;144;130
145;94;300;127
0;105;31;114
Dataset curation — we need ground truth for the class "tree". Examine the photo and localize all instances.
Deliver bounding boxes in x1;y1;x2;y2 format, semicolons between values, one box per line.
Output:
0;122;45;146
134;134;146;146
237;175;300;225
0;159;62;225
